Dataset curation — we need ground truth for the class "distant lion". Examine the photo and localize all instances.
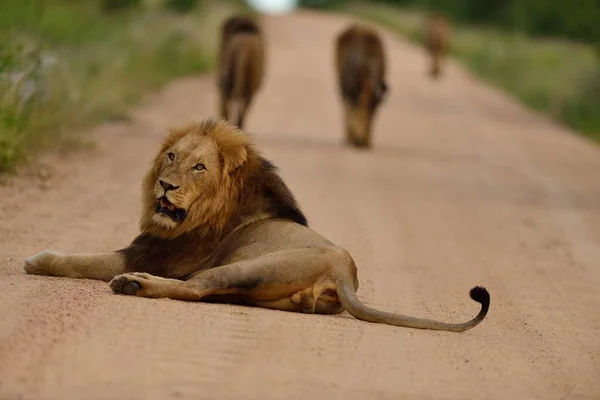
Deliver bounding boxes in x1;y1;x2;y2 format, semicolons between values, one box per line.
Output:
217;15;265;129
24;118;489;332
424;13;451;79
335;24;388;149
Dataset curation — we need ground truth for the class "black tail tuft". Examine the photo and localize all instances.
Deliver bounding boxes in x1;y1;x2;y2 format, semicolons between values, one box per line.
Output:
469;286;490;307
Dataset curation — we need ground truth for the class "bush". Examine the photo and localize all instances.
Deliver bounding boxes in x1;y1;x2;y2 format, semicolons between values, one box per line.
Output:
165;0;199;13
299;0;345;9
375;0;600;46
0;0;239;173
101;0;142;12
561;68;600;140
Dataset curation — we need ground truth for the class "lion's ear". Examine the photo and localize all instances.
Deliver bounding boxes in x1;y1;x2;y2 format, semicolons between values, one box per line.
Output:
221;143;247;175
207;119;251;175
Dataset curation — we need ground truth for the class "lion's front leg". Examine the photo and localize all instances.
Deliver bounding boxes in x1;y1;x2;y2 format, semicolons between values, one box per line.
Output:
109;272;201;300
24;250;125;282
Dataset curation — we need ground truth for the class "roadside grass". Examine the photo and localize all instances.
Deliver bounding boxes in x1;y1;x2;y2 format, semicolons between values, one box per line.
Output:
345;2;600;143
0;0;245;173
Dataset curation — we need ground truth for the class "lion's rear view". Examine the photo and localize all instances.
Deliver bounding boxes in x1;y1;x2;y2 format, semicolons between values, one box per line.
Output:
336;24;388;149
218;16;265;129
425;13;451;79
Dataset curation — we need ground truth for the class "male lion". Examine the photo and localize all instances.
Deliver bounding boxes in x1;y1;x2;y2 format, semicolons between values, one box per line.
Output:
424;12;451;79
335;24;388;149
24;118;490;332
217;15;265;130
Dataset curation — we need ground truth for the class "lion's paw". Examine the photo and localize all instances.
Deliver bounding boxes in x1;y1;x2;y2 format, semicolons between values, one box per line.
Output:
109;274;145;296
24;249;63;276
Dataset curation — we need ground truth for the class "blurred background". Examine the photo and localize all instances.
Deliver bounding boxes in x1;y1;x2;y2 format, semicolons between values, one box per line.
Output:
1;0;599;174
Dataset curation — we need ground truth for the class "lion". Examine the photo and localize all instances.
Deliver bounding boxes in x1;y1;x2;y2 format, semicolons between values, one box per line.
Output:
24;118;490;332
424;12;451;79
335;24;388;149
217;15;265;130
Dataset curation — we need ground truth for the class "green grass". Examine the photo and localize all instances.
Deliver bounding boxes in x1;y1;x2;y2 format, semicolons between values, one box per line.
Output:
346;2;600;143
0;0;245;173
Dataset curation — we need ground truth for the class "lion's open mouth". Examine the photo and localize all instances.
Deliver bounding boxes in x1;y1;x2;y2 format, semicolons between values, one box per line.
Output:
155;197;186;222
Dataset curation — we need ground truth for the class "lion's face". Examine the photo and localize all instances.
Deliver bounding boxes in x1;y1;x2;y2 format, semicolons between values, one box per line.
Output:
140;119;250;238
151;134;221;228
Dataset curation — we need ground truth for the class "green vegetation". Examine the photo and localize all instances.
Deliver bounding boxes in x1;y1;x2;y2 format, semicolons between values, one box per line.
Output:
165;0;201;13
299;0;345;10
0;0;240;173
101;0;142;12
347;2;600;142
372;0;600;46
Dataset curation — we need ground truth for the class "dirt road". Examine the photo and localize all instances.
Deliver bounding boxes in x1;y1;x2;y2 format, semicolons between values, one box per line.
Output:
1;11;599;400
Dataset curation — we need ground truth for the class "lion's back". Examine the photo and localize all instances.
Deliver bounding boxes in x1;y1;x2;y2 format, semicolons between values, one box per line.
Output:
218;18;265;98
335;25;386;103
425;15;450;54
213;219;334;266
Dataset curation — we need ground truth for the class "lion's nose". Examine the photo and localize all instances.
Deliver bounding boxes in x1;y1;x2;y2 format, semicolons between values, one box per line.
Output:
159;180;179;192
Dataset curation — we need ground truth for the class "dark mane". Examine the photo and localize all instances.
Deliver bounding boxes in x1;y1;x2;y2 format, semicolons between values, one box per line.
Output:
119;232;209;277
256;158;308;226
222;15;261;39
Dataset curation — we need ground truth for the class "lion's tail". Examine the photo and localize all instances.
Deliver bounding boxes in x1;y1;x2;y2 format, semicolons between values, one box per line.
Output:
336;277;489;332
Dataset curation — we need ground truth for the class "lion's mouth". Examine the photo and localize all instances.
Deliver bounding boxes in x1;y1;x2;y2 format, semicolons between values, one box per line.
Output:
155;197;186;222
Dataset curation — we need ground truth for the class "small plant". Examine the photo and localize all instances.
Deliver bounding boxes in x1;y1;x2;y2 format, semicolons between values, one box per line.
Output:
164;0;199;13
561;68;600;140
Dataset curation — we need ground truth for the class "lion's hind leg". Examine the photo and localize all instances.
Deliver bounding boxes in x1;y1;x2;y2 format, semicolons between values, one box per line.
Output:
429;52;442;78
183;249;341;308
109;248;347;315
219;93;229;121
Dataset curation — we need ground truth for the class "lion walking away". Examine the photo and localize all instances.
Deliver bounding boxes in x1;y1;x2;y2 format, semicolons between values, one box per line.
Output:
425;12;451;79
335;24;388;149
24;118;490;332
218;15;265;129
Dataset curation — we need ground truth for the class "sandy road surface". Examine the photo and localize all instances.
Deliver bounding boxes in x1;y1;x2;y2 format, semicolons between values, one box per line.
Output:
1;11;600;400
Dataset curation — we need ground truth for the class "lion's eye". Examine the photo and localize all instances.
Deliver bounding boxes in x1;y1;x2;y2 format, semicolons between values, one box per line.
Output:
193;163;206;171
167;152;175;161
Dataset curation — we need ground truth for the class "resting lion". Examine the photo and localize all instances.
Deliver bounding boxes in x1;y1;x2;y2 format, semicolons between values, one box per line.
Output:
217;15;265;130
335;24;388;149
424;13;451;79
24;118;490;332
